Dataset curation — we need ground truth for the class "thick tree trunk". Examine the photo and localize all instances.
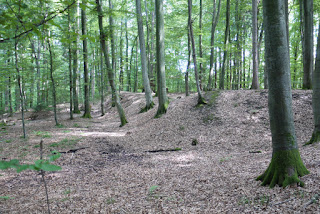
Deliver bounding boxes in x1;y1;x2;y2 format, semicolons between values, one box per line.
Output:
96;0;128;126
198;0;203;90
306;23;320;145
251;0;259;89
257;0;309;188
155;0;169;118
207;0;221;90
302;0;313;89
136;0;154;111
81;0;91;118
219;0;230;90
47;38;59;126
150;11;156;92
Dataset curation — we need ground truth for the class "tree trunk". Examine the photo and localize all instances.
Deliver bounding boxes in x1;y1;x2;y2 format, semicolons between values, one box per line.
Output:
306;22;320;145
125;18;129;91
96;0;128;126
207;0;221;90
68;7;74;120
257;0;309;188
219;0;230;90
99;47;105;116
119;20;124;91
47;38;59;126
188;0;206;105
15;39;26;138
81;0;91;118
136;0;154;111
155;0;169;118
150;11;156;92
198;0;203;90
302;0;313;89
185;27;191;96
72;2;80;114
251;0;259;89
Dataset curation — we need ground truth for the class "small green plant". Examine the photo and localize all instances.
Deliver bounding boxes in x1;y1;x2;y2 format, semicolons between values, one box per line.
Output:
234;103;239;107
63;188;71;195
73;123;80;128
238;196;251;205
5;139;12;143
179;125;185;131
257;194;270;206
148;185;159;198
33;131;52;138
106;197;116;205
56;124;65;128
0;196;14;200
192;139;198;146
63;130;71;133
49;138;79;149
220;156;232;163
203;114;214;124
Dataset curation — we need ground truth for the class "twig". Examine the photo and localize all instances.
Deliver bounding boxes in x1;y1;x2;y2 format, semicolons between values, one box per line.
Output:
304;194;319;208
40;140;51;214
270;198;294;207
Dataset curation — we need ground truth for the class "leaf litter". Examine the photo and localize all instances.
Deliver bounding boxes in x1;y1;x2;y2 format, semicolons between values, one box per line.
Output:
0;90;319;213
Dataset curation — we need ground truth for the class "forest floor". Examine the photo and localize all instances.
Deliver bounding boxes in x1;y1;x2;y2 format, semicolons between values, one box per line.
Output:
0;90;319;213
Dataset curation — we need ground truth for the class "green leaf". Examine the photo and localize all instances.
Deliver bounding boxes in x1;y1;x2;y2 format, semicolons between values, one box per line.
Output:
49;151;61;162
16;164;32;173
40;163;61;171
0;159;20;170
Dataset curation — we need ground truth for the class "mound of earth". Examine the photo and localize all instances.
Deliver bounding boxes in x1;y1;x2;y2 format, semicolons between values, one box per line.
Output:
0;90;319;213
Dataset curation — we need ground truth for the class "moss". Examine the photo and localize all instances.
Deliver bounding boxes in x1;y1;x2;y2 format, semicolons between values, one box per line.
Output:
304;130;320;145
256;149;309;188
140;102;155;113
155;100;169;118
73;110;81;114
82;113;92;119
197;96;207;105
119;117;128;127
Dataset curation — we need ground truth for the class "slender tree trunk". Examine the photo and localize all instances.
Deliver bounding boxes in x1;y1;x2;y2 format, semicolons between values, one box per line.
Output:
306;22;320;145
257;0;309;188
150;11;156;92
207;0;221;90
68;8;74;120
99;47;105;116
155;0;169;118
219;0;230;89
185;28;191;96
136;0;154;111
302;0;313;89
198;0;203;90
128;36;138;92
36;40;41;106
251;0;259;89
125;18;129;91
72;2;80;114
96;0;128;126
119;20;124;91
81;0;91;118
15;39;26;138
47;38;59;126
188;0;206;104
134;39;139;93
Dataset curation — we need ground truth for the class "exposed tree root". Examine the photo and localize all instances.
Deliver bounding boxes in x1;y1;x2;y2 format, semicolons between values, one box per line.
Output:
256;149;309;188
82;113;92;119
155;101;169;118
304;130;320;145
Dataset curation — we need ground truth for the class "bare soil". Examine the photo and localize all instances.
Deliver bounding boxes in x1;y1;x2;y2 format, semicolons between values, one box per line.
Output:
0;90;319;213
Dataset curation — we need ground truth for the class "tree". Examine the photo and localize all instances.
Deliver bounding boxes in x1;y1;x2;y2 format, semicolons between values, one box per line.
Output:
302;0;313;89
306;23;320;145
135;0;154;111
96;0;128;126
155;0;169;118
257;0;309;188
72;1;80;114
207;0;221;90
68;7;73;120
81;0;92;118
188;0;206;105
251;0;259;89
219;0;230;90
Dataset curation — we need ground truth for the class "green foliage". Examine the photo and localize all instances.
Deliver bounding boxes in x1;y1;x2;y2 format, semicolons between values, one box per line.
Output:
33;131;52;138
0;196;14;200
0;151;61;173
49;138;79;148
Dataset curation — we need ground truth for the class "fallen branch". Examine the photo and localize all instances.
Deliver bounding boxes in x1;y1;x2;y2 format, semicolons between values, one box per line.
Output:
146;148;182;153
249;150;262;154
59;147;89;154
304;194;319;208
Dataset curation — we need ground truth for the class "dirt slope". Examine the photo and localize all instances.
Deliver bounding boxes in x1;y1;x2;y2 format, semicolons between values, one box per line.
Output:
0;90;319;213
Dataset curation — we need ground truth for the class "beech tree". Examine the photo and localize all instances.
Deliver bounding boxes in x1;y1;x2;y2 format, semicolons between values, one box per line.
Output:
257;0;309;188
135;0;154;111
155;0;169;118
306;23;320;145
251;0;259;89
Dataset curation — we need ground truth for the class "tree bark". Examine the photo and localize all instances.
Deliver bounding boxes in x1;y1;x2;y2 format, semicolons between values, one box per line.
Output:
207;0;221;90
47;38;59;126
219;0;230;89
257;0;309;188
72;2;80;114
306;22;320;145
155;0;169;118
68;7;74;120
302;0;313;89
198;0;203;90
81;0;91;118
96;0;128;126
251;0;259;89
136;0;154;111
